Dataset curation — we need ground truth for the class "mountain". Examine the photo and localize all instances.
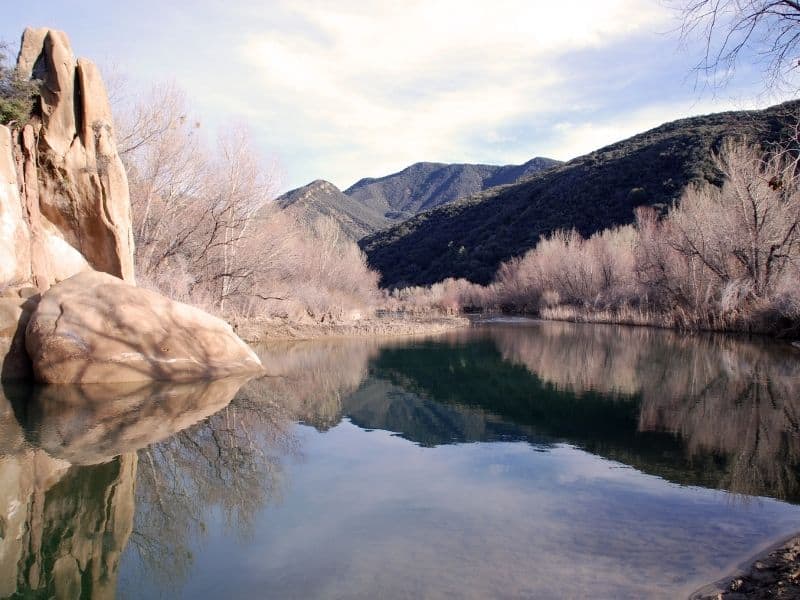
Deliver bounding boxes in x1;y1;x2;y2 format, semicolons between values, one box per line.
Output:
277;179;390;240
344;157;561;221
278;157;560;240
361;101;800;286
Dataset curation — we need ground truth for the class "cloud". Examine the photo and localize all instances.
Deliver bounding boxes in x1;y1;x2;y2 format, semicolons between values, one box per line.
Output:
236;0;673;187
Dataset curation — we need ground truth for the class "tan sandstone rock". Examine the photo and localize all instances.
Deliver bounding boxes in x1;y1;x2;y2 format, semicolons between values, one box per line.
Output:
13;27;135;286
2;28;137;381
0;126;30;285
0;294;39;381
26;271;264;383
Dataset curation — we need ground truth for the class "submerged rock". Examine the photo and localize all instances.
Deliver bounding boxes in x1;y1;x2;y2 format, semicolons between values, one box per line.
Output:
26;271;264;383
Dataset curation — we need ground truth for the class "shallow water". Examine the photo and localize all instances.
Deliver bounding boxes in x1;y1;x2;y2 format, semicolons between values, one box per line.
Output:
2;321;800;598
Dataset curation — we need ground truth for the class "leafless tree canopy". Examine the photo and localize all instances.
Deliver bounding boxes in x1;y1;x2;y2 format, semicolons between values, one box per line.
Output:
677;0;800;89
111;82;380;322
394;140;800;335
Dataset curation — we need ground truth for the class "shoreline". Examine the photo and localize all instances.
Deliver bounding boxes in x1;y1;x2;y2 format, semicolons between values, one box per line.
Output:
234;314;471;342
470;307;800;345
691;533;800;599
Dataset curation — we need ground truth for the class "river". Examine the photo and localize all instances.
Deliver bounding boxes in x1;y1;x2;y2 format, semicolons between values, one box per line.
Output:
1;320;799;598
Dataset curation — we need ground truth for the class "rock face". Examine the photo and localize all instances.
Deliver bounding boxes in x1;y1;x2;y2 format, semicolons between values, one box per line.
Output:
0;27;138;380
0;292;38;380
1;28;263;383
26;271;264;383
13;27;135;287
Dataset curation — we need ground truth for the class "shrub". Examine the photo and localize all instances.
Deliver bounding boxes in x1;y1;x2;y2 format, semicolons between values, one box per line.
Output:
0;42;38;126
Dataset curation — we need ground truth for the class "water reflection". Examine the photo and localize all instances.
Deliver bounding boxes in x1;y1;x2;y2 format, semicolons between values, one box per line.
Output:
0;375;259;598
0;391;135;599
1;322;799;598
128;384;295;591
486;322;800;501
246;323;800;504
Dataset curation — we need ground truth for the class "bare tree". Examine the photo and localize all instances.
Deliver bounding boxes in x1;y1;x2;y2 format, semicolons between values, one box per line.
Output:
666;140;800;298
112;81;380;321
676;0;800;89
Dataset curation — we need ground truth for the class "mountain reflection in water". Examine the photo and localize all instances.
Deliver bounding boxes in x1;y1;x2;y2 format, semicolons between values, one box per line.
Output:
0;321;799;598
256;322;800;503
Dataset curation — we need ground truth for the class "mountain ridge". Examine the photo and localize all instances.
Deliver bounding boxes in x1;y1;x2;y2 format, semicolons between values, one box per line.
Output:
277;156;560;239
361;101;800;287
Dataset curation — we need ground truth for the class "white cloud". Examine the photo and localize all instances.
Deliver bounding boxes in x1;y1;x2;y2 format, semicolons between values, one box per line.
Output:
236;0;672;187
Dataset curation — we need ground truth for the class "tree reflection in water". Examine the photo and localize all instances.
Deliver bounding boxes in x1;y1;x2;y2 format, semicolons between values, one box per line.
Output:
1;321;799;597
486;321;800;500
124;378;297;589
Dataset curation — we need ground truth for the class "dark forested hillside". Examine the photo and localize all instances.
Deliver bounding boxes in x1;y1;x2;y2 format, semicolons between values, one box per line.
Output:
361;101;800;286
345;157;560;221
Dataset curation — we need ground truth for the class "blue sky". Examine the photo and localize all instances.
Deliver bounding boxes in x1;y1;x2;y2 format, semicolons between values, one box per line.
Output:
2;1;795;192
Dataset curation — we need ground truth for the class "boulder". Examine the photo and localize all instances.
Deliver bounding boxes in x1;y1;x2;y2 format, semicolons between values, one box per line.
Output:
0;293;39;381
26;271;264;383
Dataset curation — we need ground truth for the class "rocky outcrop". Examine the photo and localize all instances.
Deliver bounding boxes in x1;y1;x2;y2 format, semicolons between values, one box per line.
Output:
26;271;264;383
13;27;135;287
0;27;264;383
0;27;137;380
0;292;38;380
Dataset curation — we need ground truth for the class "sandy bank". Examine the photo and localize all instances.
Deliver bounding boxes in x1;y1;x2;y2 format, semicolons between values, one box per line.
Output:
233;314;470;342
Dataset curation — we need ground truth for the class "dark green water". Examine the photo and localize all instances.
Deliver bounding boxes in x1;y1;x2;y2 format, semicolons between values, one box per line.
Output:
2;320;800;599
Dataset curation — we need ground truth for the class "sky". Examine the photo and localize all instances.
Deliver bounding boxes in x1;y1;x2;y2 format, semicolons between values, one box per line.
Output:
2;1;796;192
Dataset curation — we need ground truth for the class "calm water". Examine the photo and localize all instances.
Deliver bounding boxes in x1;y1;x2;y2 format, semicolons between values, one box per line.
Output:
2;320;800;599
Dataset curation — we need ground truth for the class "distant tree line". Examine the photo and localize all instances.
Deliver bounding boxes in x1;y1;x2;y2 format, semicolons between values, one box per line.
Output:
391;140;800;336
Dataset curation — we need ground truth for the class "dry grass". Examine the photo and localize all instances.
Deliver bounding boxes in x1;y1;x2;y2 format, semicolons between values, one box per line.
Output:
232;314;470;343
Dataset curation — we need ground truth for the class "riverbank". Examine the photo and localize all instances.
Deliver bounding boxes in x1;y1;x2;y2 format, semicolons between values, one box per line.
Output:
233;314;470;342
692;535;800;599
502;304;799;340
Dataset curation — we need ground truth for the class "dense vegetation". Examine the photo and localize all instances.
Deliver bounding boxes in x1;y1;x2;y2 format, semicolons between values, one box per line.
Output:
391;140;800;336
362;101;800;286
0;42;38;126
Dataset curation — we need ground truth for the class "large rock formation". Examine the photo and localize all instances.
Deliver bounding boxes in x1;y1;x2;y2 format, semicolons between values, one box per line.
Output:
0;27;263;382
13;27;135;287
0;27;137;380
26;271;264;383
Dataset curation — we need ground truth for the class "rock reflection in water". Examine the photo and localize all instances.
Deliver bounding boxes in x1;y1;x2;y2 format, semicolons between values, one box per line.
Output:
0;391;135;599
125;378;297;591
16;377;250;465
0;374;257;598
